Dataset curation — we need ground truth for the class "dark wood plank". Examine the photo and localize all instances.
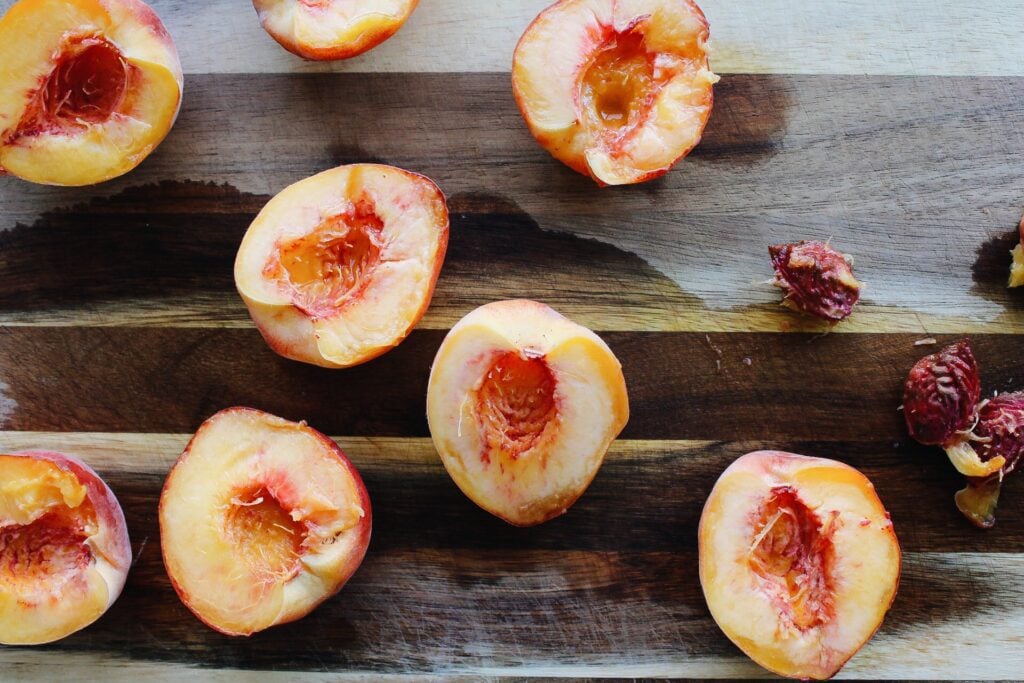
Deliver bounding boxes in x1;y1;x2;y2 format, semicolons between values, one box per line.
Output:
0;181;696;330
0;328;1021;440
35;549;1014;673
34;436;1019;555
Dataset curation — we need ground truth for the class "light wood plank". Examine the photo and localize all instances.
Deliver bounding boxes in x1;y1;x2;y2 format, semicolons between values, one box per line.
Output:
2;0;1021;76
2;75;1022;334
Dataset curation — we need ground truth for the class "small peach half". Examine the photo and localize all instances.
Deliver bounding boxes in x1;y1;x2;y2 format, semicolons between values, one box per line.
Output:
427;300;629;526
512;0;718;186
699;451;900;680
1009;215;1024;288
235;163;449;368
252;0;420;61
0;0;182;186
159;408;371;636
0;450;131;645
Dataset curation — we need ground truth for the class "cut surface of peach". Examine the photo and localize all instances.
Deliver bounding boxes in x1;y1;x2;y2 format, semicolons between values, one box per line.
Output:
427;300;629;526
512;0;718;185
0;0;182;186
253;0;419;60
699;451;900;680
159;408;371;636
0;450;131;645
235;163;449;368
1010;216;1024;288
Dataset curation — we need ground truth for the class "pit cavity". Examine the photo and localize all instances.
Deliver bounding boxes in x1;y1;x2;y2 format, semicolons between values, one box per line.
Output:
580;30;658;133
475;351;558;463
0;507;95;600
22;37;129;134
748;486;836;632
225;488;305;581
272;198;385;317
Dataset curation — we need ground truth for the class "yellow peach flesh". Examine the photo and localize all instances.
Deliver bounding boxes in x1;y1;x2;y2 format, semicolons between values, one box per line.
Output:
0;0;182;186
427;300;629;526
0;453;130;645
253;0;419;60
512;0;718;185
699;451;900;680
159;408;371;636
234;164;448;368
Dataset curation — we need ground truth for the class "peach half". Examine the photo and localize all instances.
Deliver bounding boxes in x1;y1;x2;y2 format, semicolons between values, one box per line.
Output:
253;0;419;61
159;408;371;636
0;450;131;645
235;164;449;368
0;0;182;186
427;300;629;526
512;0;718;186
1010;215;1024;288
699;451;900;680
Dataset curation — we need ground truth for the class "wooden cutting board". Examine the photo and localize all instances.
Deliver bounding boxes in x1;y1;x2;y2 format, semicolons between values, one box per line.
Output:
2;1;1024;679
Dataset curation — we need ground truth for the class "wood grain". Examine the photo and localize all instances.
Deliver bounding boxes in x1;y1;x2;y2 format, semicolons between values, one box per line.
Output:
1;328;1022;440
0;433;1019;554
0;433;1021;678
2;74;1023;333
2;0;1024;678
3;0;1020;76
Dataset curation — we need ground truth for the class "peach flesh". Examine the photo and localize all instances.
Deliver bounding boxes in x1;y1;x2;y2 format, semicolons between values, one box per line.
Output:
225;488;305;582
160;408;372;636
748;486;835;633
267;198;385;318
581;30;659;134
0;451;131;645
17;37;130;136
476;352;559;464
700;452;900;680
427;300;629;527
1;506;95;599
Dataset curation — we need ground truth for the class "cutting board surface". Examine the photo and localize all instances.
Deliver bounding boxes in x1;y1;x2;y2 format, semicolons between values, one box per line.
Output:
1;1;1024;679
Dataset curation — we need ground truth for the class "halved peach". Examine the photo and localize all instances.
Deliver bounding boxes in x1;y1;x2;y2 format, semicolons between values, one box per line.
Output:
0;0;182;186
252;0;419;61
427;300;629;526
1010;215;1024;288
512;0;718;186
699;451;900;680
159;408;371;636
0;450;131;645
235;164;448;368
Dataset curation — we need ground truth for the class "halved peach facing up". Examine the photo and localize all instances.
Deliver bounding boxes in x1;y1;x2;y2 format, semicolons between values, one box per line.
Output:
253;0;419;60
159;408;371;636
235;164;449;368
512;0;718;186
0;0;182;186
699;451;900;680
1009;215;1024;288
427;300;629;526
0;451;131;645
